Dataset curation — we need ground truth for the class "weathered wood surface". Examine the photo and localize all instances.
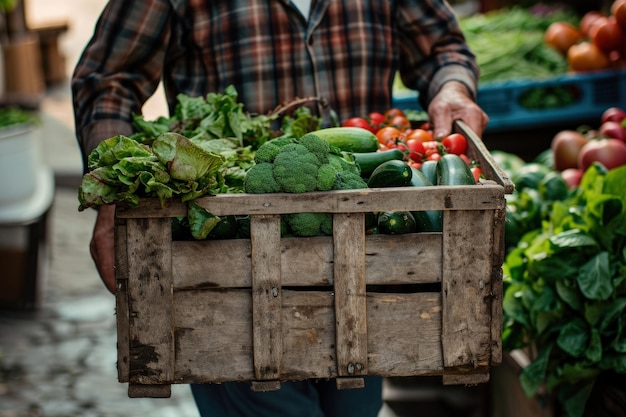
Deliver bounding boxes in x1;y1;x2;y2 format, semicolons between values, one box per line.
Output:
333;212;368;385
250;215;283;384
116;184;505;219
171;233;443;289
125;218;174;385
113;123;513;395
114;218;130;383
172;290;445;383
441;209;494;370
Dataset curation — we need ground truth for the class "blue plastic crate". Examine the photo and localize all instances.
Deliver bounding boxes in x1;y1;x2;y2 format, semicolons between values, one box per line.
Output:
392;69;626;133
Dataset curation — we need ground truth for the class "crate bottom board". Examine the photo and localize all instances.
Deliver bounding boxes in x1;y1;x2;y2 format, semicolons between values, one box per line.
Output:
121;289;492;386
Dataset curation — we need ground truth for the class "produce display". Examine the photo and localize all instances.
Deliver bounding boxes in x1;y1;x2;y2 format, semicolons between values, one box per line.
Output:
497;107;626;417
78;88;480;240
544;0;626;72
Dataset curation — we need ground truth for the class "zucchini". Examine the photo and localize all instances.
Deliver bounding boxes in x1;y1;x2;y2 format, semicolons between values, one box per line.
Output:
409;167;442;232
378;211;417;235
353;148;405;178
419;160;438;185
309;127;379;153
367;159;412;188
436;154;476;186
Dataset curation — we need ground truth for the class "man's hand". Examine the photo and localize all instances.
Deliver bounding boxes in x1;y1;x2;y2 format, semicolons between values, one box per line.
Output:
90;204;116;294
427;81;489;139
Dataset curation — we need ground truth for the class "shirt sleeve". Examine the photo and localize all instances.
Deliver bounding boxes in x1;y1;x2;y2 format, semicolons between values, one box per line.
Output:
395;0;479;108
71;0;174;164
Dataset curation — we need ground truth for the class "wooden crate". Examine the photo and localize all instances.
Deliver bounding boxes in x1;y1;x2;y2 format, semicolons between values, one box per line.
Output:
114;121;514;398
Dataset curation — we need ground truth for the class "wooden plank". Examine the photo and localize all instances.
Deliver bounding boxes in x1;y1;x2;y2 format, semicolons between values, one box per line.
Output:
172;233;443;289
250;214;283;383
333;213;368;382
128;383;171;398
456;120;515;194
114;215;130;383
172;291;446;383
116;185;505;219
441;210;494;370
490;207;507;366
126;218;174;384
442;373;490;385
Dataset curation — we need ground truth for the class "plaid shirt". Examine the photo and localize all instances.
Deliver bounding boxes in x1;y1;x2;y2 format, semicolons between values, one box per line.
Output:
72;0;478;160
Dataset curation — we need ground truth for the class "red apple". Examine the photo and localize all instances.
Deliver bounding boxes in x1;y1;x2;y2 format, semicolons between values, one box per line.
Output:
601;107;626;124
560;168;583;189
578;138;626;171
599;120;626;142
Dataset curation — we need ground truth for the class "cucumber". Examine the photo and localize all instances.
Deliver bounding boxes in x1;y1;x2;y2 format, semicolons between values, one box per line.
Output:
353;149;405;178
309;127;379;153
436;154;476;186
419;160;438;185
367;159;412;188
409;167;442;232
378;211;417;235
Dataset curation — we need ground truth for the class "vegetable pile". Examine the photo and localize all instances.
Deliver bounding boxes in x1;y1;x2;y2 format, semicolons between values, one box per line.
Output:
496;105;626;417
460;6;578;83
78;87;481;240
544;0;626;72
502;163;626;417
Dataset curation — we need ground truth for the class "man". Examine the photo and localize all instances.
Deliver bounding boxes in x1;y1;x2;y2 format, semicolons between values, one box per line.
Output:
72;1;488;415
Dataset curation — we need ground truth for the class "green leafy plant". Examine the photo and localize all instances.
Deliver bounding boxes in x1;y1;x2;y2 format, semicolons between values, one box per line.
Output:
502;163;626;417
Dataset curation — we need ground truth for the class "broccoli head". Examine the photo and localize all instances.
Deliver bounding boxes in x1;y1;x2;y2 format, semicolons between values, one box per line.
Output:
317;163;338;191
285;212;333;237
328;152;361;176
253;141;281;164
298;133;330;164
334;171;368;190
272;143;321;193
244;162;281;193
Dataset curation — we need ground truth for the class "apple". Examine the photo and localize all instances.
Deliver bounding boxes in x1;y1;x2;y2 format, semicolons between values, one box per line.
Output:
551;130;589;170
599;120;626;142
601;107;626;124
578;138;626;171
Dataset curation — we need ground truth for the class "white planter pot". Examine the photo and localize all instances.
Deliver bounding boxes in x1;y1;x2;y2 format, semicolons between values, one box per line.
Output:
0;123;42;206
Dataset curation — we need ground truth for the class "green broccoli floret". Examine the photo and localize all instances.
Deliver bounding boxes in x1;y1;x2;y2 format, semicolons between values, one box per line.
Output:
298;133;330;164
272;143;321;193
328;152;361;176
253;142;281;164
285;212;333;237
244;162;281;193
317;163;338;191
334;171;369;190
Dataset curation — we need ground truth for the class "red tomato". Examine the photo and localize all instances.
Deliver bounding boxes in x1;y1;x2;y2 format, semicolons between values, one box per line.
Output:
441;133;468;155
342;117;375;133
600;120;626;142
458;153;472;166
406;138;425;162
471;166;483;182
376;126;403;146
409;160;423;170
580;11;606;37
384;108;406;121
368;112;385;132
405;128;434;144
612;0;626;32
544;21;582;55
567;41;610;71
389;115;411;131
427;152;442;162
589;16;624;53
